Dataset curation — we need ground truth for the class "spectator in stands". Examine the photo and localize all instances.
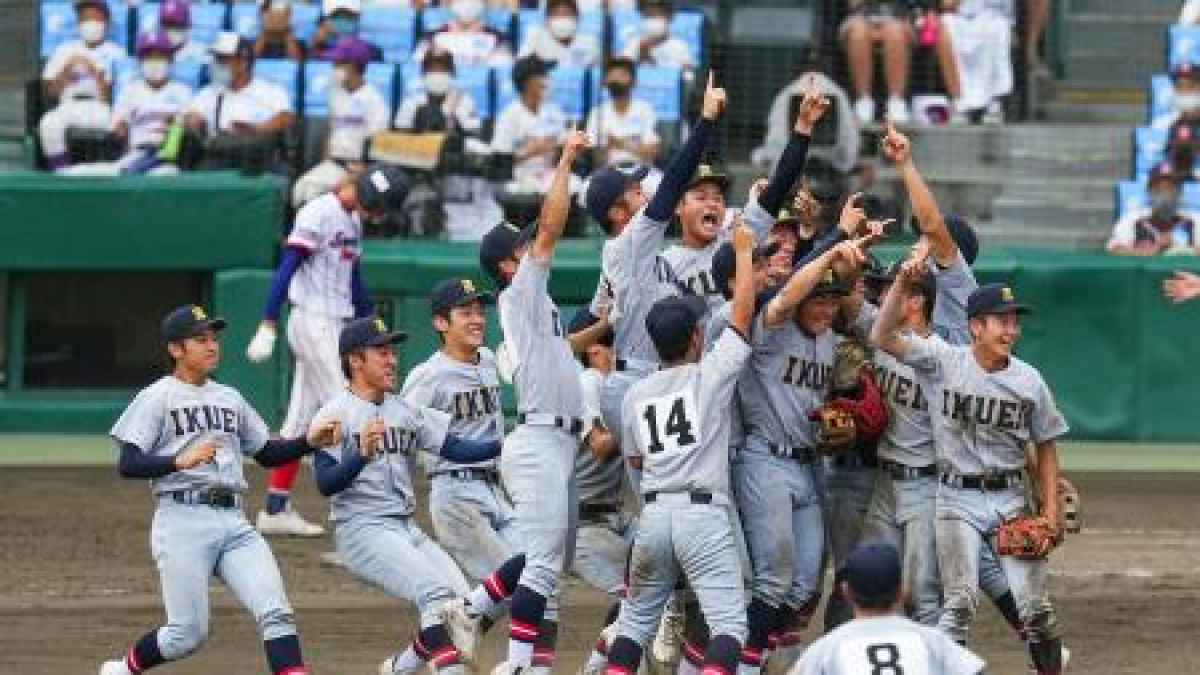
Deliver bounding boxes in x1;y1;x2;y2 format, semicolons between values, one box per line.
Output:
253;0;306;61
622;0;694;82
414;0;514;67
492;55;571;194
578;0;635;10
939;0;1010;123
519;0;602;68
292;37;390;207
1160;63;1200;178
586;57;659;168
1025;0;1051;80
1107;162;1200;257
312;0;383;61
39;0;124;171
184;33;296;139
840;0;915;124
160;0;210;65
753;50;860;176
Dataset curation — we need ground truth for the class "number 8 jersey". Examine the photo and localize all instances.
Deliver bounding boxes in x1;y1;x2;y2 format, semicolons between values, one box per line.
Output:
796;615;985;675
620;327;752;498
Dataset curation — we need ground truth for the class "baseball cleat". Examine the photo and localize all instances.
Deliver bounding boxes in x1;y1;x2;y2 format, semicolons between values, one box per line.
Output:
650;601;683;665
442;598;482;666
1027;644;1071;674
256;508;325;537
99;660;132;675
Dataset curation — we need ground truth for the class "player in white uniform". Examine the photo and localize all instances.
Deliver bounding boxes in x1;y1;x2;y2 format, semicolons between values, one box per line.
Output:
292;37;391;208
246;166;410;537
794;543;985;675
39;0;124;171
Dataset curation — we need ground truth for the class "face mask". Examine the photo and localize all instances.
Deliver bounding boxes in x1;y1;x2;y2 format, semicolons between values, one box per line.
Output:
142;58;170;83
452;0;484;23
209;62;232;87
1151;190;1179;219
641;16;668;39
166;28;187;48
548;15;577;40
1177;92;1200;113
79;20;107;45
425;72;453;96
606;81;631;99
330;15;359;36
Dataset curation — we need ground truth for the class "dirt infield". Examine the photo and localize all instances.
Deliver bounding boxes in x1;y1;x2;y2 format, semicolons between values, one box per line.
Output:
2;467;1198;674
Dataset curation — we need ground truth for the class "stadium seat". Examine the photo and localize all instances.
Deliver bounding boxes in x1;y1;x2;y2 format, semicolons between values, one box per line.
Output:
1150;73;1174;126
610;9;704;65
495;64;590;122
1117;179;1200;217
1134;126;1169;177
401;62;492;119
110;56;206;101
516;8;604;53
231;1;319;44
40;0;130;58
360;6;417;64
420;6;514;40
1170;25;1200;69
592;64;683;123
255;58;301;109
137;1;227;50
303;60;396;118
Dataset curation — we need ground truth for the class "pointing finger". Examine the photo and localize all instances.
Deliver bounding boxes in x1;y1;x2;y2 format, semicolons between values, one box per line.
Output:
707;69;714;91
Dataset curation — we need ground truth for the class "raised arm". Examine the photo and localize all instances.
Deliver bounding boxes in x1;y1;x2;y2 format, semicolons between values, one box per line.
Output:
756;75;829;217
881;120;956;266
729;220;756;336
530;127;591;262
764;240;862;328
870;248;928;358
644;70;725;222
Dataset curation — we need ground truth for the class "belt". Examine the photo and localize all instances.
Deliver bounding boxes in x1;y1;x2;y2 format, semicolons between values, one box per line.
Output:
880;459;938;480
517;413;584;434
644;491;712;505
832;453;879;468
433;468;498;482
940;471;1023;491
767;443;817;462
167;488;242;509
579;503;619;517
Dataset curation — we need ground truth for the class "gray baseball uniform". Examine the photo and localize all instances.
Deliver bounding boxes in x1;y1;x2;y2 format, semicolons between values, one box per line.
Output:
900;333;1069;644
110;376;296;660
617;328;753;646
316;389;471;628
796;615;985;674
402;347;517;582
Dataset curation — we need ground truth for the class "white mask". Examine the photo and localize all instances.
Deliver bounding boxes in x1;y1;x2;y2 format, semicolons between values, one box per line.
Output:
451;0;484;23
641;16;668;38
166;28;187;48
79;20;107;45
209;62;232;87
1177;92;1200;113
425;72;453;96
548;15;577;40
141;58;170;83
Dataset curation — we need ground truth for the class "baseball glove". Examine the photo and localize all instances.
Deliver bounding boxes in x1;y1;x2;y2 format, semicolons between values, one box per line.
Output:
831;338;872;397
812;403;858;452
810;371;889;455
996;515;1061;559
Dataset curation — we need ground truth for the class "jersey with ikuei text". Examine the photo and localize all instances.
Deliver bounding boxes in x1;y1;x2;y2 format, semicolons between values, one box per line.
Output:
606;209;684;366
621;329;751;497
900;335;1069;474
796;615;985;675
286;192;363;319
316;390;451;524
110;376;270;494
402;347;504;474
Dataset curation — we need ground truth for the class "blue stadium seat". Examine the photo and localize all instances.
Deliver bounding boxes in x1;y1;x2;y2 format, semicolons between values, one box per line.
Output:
110;55;206;102
1134;126;1169;177
137;1;227;49
515;8;604;52
1150;73;1174;125
40;0;130;58
254;58;301;109
1170;25;1200;69
303;60;395;117
495;64;590;122
231;1;319;44
593;64;683;122
420;6;513;39
401;62;492;119
610;9;704;64
360;6;417;64
1117;179;1200;218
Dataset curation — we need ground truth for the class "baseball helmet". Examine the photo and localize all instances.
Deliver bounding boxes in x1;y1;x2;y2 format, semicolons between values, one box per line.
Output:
137;29;175;57
159;0;191;27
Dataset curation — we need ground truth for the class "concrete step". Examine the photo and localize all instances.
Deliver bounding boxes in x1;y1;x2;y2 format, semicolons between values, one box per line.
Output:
903;124;1131;178
990;196;1115;234
1038;101;1147;125
1069;0;1181;13
1065;13;1174;53
1063;51;1163;90
975;222;1110;250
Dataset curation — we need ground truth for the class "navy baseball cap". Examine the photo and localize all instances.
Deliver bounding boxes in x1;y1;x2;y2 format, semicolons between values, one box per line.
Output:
645;294;708;357
162;305;226;342
807;268;849;299
841;543;902;603
479;221;536;284
356;166;411;213
967;282;1031;319
910;214;979;266
567;307;614;347
339;316;408;355
710;239;780;299
586;164;649;230
868;260;936;295
431;277;492;315
686;163;731;193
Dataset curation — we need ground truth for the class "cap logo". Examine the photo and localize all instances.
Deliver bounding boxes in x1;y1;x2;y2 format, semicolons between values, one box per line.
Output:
374;318;387;333
823;270;835;284
461;279;476;293
369;170;390;194
191;306;207;320
698;164;713;176
1001;287;1014;302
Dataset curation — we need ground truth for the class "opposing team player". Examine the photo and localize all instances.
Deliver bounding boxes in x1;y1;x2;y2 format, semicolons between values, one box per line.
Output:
311;316;503;674
246;166;410;537
794;543;985;675
99;305;327;675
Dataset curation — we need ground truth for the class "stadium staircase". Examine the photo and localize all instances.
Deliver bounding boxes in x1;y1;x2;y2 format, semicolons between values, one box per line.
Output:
0;0;33;171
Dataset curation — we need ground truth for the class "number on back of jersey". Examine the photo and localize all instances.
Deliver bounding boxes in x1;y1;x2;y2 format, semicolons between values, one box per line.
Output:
637;393;699;457
834;636;928;674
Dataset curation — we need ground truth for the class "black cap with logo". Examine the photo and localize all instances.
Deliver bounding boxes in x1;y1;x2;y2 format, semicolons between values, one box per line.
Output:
686;163;731;192
431;278;493;315
339;316;408;356
967;282;1032;318
807;268;849;299
479;221;536;284
585;164;649;229
645;294;708;358
356;166;411;213
162;305;227;342
710;239;780;299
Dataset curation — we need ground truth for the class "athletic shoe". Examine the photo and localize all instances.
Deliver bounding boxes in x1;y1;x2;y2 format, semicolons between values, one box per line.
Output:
650;599;683;664
256;508;325;537
99;660;132;675
442;597;482;666
854;97;876;125
886;97;911;125
1027;643;1071;673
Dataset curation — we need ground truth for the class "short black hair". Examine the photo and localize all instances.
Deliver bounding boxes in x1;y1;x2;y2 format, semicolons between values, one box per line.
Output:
546;0;578;14
512;55;549;94
848;586;900;611
653;325;696;363
605;57;637;80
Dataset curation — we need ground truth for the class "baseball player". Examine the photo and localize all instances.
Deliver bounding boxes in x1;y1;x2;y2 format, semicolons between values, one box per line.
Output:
872;273;1069;674
99;305;323;675
794;543;985;675
311;316;504;674
401;278;515;582
246;166;410;537
604;220;758;675
453;128;591;675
